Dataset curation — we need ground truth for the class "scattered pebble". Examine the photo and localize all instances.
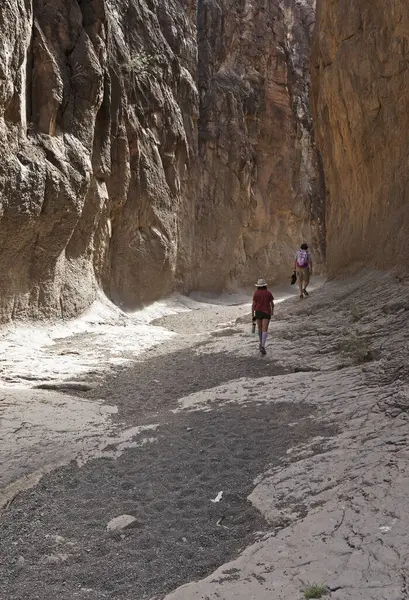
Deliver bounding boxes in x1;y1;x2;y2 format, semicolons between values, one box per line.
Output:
42;554;69;565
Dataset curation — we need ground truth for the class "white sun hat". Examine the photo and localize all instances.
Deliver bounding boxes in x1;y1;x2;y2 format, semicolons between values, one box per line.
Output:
255;278;267;287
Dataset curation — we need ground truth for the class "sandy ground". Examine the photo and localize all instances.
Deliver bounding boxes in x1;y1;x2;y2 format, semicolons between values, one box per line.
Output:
0;278;324;504
1;272;409;600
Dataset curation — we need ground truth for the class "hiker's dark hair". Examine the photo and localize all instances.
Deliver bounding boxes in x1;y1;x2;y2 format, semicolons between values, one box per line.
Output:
258;285;267;290
300;243;308;250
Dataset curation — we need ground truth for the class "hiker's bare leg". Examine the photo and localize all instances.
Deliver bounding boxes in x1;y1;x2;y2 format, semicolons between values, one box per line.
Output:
303;269;310;295
256;319;262;347
297;272;303;296
304;270;310;290
261;319;269;351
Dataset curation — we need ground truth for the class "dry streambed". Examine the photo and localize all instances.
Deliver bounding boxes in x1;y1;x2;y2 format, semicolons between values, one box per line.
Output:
1;272;409;600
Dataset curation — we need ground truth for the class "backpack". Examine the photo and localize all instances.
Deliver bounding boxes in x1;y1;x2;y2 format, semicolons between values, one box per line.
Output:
296;249;309;268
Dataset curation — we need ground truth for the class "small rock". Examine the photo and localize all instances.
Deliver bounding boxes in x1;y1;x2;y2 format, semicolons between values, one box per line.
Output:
42;553;69;565
210;327;239;338
99;405;118;415
106;514;141;532
54;535;66;545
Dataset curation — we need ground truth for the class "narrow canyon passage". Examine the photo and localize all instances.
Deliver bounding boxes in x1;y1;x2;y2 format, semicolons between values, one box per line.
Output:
1;0;409;599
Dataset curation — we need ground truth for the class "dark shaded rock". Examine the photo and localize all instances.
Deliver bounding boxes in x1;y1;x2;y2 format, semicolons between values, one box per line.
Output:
0;0;198;320
195;0;325;290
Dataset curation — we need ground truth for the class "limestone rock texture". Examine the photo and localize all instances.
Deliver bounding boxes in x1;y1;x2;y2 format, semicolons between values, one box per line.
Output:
0;0;323;322
0;0;198;319
311;0;409;276
195;0;325;290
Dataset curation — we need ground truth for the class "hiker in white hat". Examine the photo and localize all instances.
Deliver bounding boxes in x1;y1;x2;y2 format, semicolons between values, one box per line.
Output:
252;278;274;355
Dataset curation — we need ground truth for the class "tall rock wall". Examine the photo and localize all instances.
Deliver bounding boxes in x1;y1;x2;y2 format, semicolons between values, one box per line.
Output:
195;0;325;290
0;0;198;319
0;0;323;322
312;0;409;275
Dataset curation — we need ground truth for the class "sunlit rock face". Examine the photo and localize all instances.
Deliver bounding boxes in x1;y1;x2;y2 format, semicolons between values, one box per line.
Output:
312;0;409;276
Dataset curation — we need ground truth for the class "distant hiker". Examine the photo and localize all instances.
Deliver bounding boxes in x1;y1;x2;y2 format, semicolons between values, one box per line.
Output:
252;279;274;355
295;243;313;299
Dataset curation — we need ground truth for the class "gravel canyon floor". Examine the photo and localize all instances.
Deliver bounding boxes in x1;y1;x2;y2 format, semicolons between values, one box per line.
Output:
1;272;409;600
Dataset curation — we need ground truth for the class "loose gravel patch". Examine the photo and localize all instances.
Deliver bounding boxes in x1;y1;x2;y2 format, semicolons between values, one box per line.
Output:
0;327;336;600
83;348;288;424
0;399;334;600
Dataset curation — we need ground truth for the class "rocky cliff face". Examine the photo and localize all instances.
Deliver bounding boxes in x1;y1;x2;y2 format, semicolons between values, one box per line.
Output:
312;0;409;276
0;0;198;319
196;0;324;290
0;0;322;322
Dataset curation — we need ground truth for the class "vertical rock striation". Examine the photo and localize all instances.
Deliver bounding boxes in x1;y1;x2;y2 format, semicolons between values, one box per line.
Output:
0;0;198;319
312;0;409;276
0;0;323;322
195;0;324;290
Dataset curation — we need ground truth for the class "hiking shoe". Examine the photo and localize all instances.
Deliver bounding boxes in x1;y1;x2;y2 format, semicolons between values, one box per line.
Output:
299;294;304;299
260;347;266;355
303;288;309;296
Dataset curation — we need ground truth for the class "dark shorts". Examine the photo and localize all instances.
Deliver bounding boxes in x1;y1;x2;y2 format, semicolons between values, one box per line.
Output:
255;310;271;321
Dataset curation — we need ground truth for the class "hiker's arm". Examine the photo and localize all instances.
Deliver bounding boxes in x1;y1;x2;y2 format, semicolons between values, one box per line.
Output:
270;295;274;316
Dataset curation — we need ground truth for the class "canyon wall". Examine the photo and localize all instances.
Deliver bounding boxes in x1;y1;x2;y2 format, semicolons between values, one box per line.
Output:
312;0;409;276
0;0;198;319
195;0;325;290
0;0;323;322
